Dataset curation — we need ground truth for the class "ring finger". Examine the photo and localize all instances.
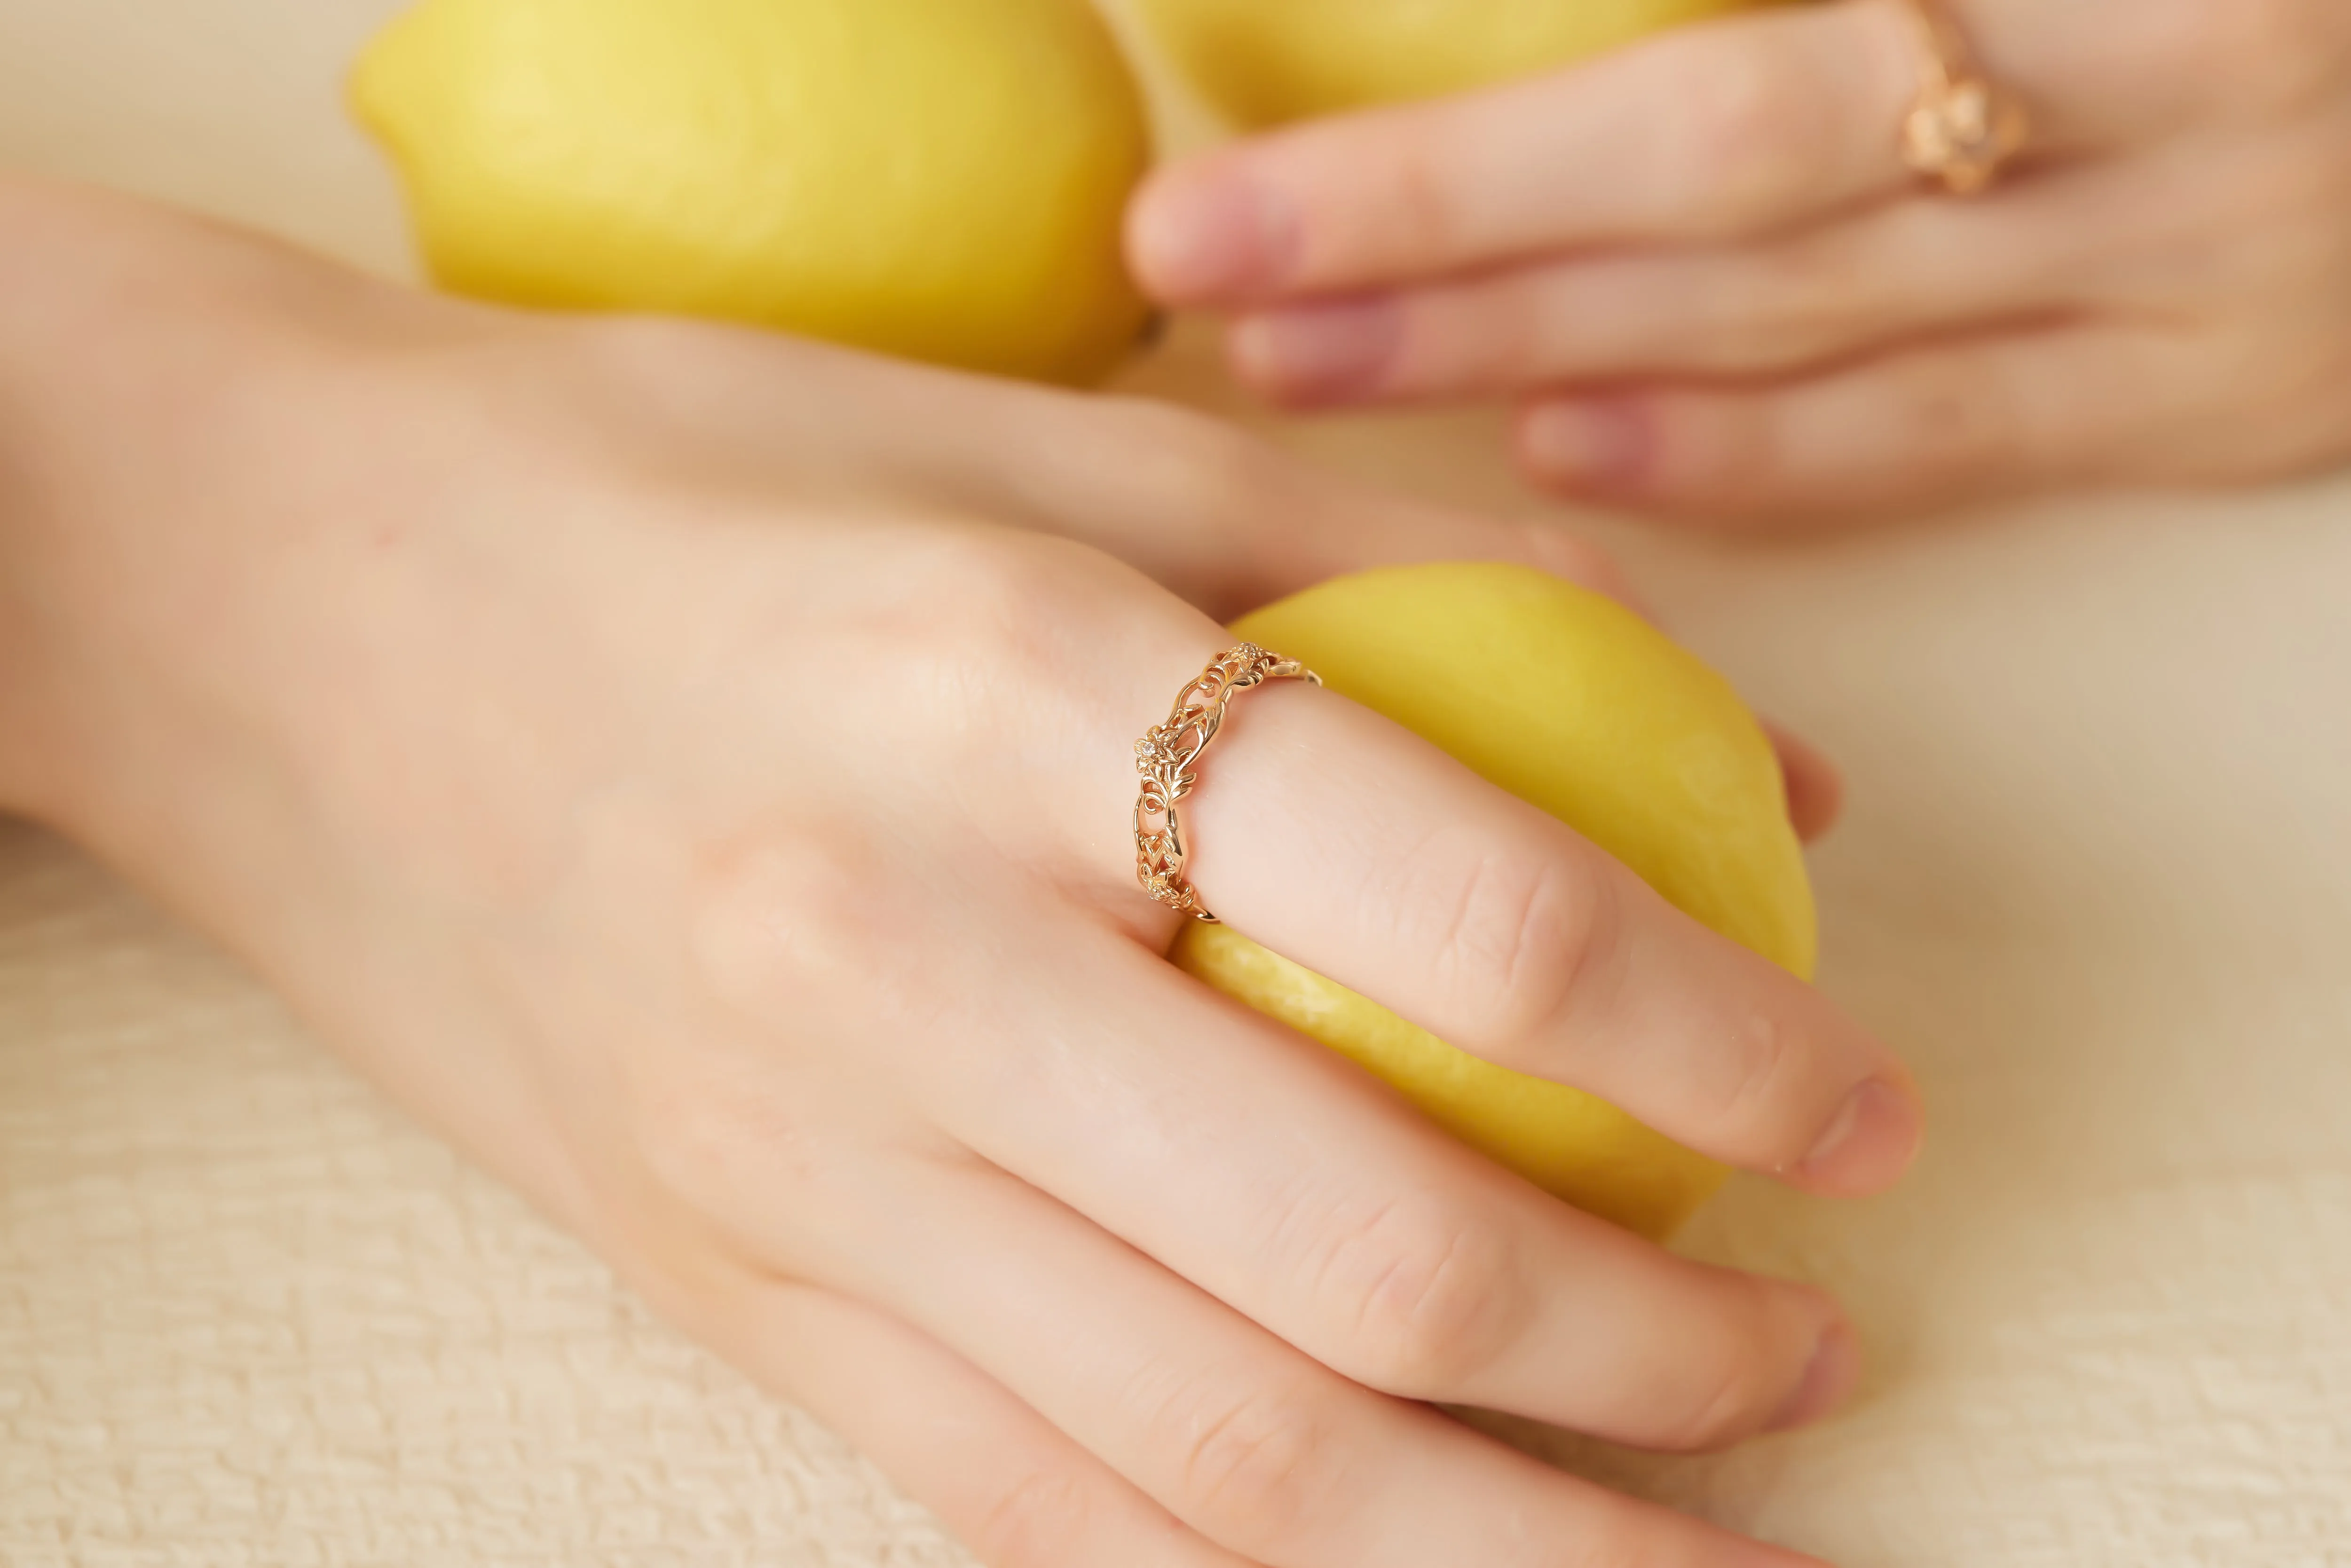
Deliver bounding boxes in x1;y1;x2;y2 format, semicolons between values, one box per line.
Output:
699;1280;1260;1568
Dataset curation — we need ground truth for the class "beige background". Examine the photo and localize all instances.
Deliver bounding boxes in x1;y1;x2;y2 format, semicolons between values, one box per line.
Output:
6;2;2351;1563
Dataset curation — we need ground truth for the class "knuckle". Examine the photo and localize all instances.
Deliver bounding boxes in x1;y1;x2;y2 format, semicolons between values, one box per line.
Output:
1656;1284;1801;1452
1170;1385;1331;1539
1661;1353;1779;1453
2191;0;2345;104
897;530;1076;667
1423;843;1621;1050
1105;395;1308;535
1315;1197;1524;1393
865;528;1130;757
972;1466;1096;1568
1369;129;1473;268
628;1081;767;1215
690;819;901;1013
1712;1009;1802;1144
623;1067;850;1262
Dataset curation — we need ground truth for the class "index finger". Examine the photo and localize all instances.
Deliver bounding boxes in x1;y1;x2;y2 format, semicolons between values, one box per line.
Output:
1128;1;1922;304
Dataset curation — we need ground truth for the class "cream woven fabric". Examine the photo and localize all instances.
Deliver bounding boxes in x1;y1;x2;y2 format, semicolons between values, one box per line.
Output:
6;2;2351;1562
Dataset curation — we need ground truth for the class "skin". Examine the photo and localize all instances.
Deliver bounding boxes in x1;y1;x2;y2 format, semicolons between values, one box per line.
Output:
1128;0;2351;525
0;173;1919;1566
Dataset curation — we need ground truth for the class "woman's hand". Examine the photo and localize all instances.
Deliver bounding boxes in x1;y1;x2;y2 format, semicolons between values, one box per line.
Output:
1129;0;2351;525
2;178;1918;1567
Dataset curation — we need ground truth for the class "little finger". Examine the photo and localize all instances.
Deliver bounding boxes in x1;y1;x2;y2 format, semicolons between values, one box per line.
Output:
701;1280;1262;1568
828;1158;1829;1568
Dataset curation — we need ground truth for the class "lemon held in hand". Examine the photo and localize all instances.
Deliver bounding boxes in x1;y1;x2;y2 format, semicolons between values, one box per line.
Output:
351;0;1153;384
1136;0;1772;126
1172;562;1815;1239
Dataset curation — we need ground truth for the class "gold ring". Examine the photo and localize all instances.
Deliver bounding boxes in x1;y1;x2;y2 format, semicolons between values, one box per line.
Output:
1134;643;1320;923
1899;0;2028;196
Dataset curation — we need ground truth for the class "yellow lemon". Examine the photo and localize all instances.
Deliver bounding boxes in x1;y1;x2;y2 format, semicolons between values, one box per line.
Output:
1134;0;1772;126
351;0;1153;384
1172;562;1814;1238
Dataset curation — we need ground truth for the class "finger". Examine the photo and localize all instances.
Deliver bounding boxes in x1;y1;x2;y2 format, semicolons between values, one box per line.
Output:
988;407;1852;830
1029;417;1836;838
996;406;1835;839
827;1157;1830;1568
1765;721;1846;843
1224;185;2100;408
952;386;1641;618
1513;320;2190;524
909;922;1853;1450
1179;681;1921;1194
686;843;1852;1450
582;318;1634;617
943;393;1834;839
701;1281;1261;1568
1128;0;1925;306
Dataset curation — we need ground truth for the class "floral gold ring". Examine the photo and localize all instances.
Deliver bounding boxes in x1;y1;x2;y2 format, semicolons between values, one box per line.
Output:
1133;643;1319;923
1900;0;2029;196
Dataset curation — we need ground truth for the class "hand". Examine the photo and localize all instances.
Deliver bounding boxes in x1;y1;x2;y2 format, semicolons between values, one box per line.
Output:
1128;0;2351;525
2;178;1918;1567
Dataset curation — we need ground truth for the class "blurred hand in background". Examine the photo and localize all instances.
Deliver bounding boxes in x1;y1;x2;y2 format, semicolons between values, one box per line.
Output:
1130;0;2351;525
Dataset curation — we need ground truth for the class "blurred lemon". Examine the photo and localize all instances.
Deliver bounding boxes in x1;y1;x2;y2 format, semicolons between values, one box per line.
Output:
1134;0;1771;126
352;0;1154;384
1172;563;1815;1238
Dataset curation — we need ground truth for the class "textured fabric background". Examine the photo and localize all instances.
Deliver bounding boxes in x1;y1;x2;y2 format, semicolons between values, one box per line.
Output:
5;2;2351;1563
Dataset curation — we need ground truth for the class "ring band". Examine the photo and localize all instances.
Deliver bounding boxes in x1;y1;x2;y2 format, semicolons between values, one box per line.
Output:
1900;0;2028;196
1134;643;1320;923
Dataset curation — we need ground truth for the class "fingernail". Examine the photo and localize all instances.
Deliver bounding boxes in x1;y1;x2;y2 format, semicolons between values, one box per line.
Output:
1230;298;1402;404
1129;170;1296;303
1767;1319;1861;1433
1798;1079;1924;1191
1519;399;1653;493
